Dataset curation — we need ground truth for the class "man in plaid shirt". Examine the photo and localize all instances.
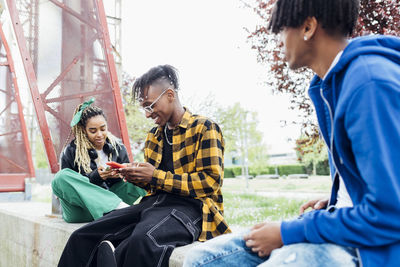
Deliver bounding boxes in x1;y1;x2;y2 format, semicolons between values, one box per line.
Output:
58;65;230;267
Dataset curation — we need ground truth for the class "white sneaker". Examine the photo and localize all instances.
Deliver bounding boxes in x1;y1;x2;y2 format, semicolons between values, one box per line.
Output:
116;202;130;209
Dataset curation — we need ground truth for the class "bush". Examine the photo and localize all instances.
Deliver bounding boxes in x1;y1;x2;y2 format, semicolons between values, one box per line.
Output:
232;166;243;177
249;165;276;177
224;166;242;178
316;160;330;175
224;167;235;178
277;164;306;176
226;164;308;177
304;162;313;175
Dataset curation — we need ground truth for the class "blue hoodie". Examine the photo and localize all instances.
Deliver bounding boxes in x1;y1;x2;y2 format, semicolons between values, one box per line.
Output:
280;35;400;267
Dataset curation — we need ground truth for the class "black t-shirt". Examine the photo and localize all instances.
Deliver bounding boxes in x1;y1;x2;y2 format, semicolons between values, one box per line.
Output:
158;127;174;173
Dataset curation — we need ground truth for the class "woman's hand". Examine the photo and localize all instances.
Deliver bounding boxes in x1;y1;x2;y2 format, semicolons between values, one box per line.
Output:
98;166;121;180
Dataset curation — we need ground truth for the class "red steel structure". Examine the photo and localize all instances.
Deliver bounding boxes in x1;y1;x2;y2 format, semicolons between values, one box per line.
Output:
0;20;35;192
6;0;132;174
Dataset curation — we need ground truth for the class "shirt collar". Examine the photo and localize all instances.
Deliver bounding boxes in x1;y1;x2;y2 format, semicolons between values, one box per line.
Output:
155;107;192;135
323;50;343;80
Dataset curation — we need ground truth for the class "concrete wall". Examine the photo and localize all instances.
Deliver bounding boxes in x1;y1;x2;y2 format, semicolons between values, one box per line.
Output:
0;202;192;267
0;202;82;267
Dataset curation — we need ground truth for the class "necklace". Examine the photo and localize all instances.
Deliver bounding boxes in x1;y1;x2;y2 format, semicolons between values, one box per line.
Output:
164;124;173;145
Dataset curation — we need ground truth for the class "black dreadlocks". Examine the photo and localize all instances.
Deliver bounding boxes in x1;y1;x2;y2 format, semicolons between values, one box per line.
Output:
132;65;179;102
268;0;360;36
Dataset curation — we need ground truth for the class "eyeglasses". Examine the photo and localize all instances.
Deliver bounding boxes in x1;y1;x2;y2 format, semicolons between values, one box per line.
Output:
141;88;171;114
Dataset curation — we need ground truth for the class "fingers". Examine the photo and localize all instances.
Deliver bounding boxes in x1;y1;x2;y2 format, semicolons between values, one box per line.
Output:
258;250;268;258
314;199;328;210
299;199;319;214
251;222;266;230
299;202;312;214
245;236;266;257
313;200;323;210
299;198;329;214
243;231;252;242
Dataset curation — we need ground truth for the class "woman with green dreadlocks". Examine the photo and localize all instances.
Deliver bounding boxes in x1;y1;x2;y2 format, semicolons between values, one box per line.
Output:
52;98;146;223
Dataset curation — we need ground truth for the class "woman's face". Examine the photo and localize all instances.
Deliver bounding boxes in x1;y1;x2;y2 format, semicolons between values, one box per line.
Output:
85;115;107;150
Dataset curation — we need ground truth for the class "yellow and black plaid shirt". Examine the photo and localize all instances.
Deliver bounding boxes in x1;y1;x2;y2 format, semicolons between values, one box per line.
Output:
144;109;231;241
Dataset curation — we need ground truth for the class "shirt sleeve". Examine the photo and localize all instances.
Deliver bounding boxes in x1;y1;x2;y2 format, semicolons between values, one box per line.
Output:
117;143;130;164
60;144;103;185
60;146;75;170
281;80;400;248
149;122;224;198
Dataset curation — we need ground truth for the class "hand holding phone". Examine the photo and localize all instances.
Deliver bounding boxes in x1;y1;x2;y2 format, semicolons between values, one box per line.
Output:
106;161;125;169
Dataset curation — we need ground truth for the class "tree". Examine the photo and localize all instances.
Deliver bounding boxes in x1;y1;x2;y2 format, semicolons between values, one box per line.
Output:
182;92;220;122
247;0;400;143
215;103;268;175
295;135;328;175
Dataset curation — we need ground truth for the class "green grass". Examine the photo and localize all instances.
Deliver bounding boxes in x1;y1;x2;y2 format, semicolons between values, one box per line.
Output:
223;175;331;194
223;192;304;227
222;176;331;228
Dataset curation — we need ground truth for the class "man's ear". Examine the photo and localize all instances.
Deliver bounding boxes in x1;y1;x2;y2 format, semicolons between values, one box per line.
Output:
166;88;176;102
303;17;318;41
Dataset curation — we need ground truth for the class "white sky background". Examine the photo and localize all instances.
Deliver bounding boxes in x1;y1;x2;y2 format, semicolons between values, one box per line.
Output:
122;0;302;154
1;0;301;156
2;0;302;155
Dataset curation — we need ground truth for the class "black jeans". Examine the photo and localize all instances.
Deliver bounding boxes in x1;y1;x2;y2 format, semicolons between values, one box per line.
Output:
58;192;202;267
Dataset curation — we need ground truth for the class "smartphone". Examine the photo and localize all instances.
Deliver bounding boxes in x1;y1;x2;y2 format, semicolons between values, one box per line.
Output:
106;161;125;169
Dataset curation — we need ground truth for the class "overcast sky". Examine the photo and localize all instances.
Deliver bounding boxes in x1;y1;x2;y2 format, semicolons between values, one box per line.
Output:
121;0;302;154
122;0;300;153
0;0;304;157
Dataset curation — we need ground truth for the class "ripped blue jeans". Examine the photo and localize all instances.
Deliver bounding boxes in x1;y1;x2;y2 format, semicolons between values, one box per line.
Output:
183;231;359;267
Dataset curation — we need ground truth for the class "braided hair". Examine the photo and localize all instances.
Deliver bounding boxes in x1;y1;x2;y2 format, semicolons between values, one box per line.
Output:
268;0;360;36
67;105;120;174
132;64;179;102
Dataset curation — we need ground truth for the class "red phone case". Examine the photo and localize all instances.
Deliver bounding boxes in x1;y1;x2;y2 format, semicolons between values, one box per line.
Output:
106;161;125;169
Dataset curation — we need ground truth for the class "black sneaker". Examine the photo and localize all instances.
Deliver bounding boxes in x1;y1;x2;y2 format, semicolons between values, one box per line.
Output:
97;240;117;267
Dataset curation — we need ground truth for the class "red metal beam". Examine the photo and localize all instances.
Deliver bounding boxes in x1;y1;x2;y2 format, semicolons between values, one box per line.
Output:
45;89;109;103
0;174;29;192
43;104;71;129
96;0;133;161
48;0;100;31
0;154;27;173
0;20;35;178
6;0;59;173
0;130;22;137
0;97;14;117
41;34;99;98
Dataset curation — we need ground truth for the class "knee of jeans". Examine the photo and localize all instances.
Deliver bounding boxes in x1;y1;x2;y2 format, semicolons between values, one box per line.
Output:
183;245;206;267
183;232;248;267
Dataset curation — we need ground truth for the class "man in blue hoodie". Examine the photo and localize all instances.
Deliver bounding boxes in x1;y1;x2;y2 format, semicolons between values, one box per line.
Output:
183;0;400;266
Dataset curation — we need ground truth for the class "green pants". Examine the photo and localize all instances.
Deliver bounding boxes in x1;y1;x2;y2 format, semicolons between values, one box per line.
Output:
52;168;146;223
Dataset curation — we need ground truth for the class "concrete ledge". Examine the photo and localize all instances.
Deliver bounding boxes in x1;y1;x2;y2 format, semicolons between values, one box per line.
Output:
0;202;196;266
170;242;199;267
0;202;83;266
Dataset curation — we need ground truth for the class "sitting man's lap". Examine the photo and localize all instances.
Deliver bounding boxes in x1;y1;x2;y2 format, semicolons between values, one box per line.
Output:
183;232;358;267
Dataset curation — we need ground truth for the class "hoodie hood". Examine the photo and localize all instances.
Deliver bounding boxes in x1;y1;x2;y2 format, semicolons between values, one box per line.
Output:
314;35;400;86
